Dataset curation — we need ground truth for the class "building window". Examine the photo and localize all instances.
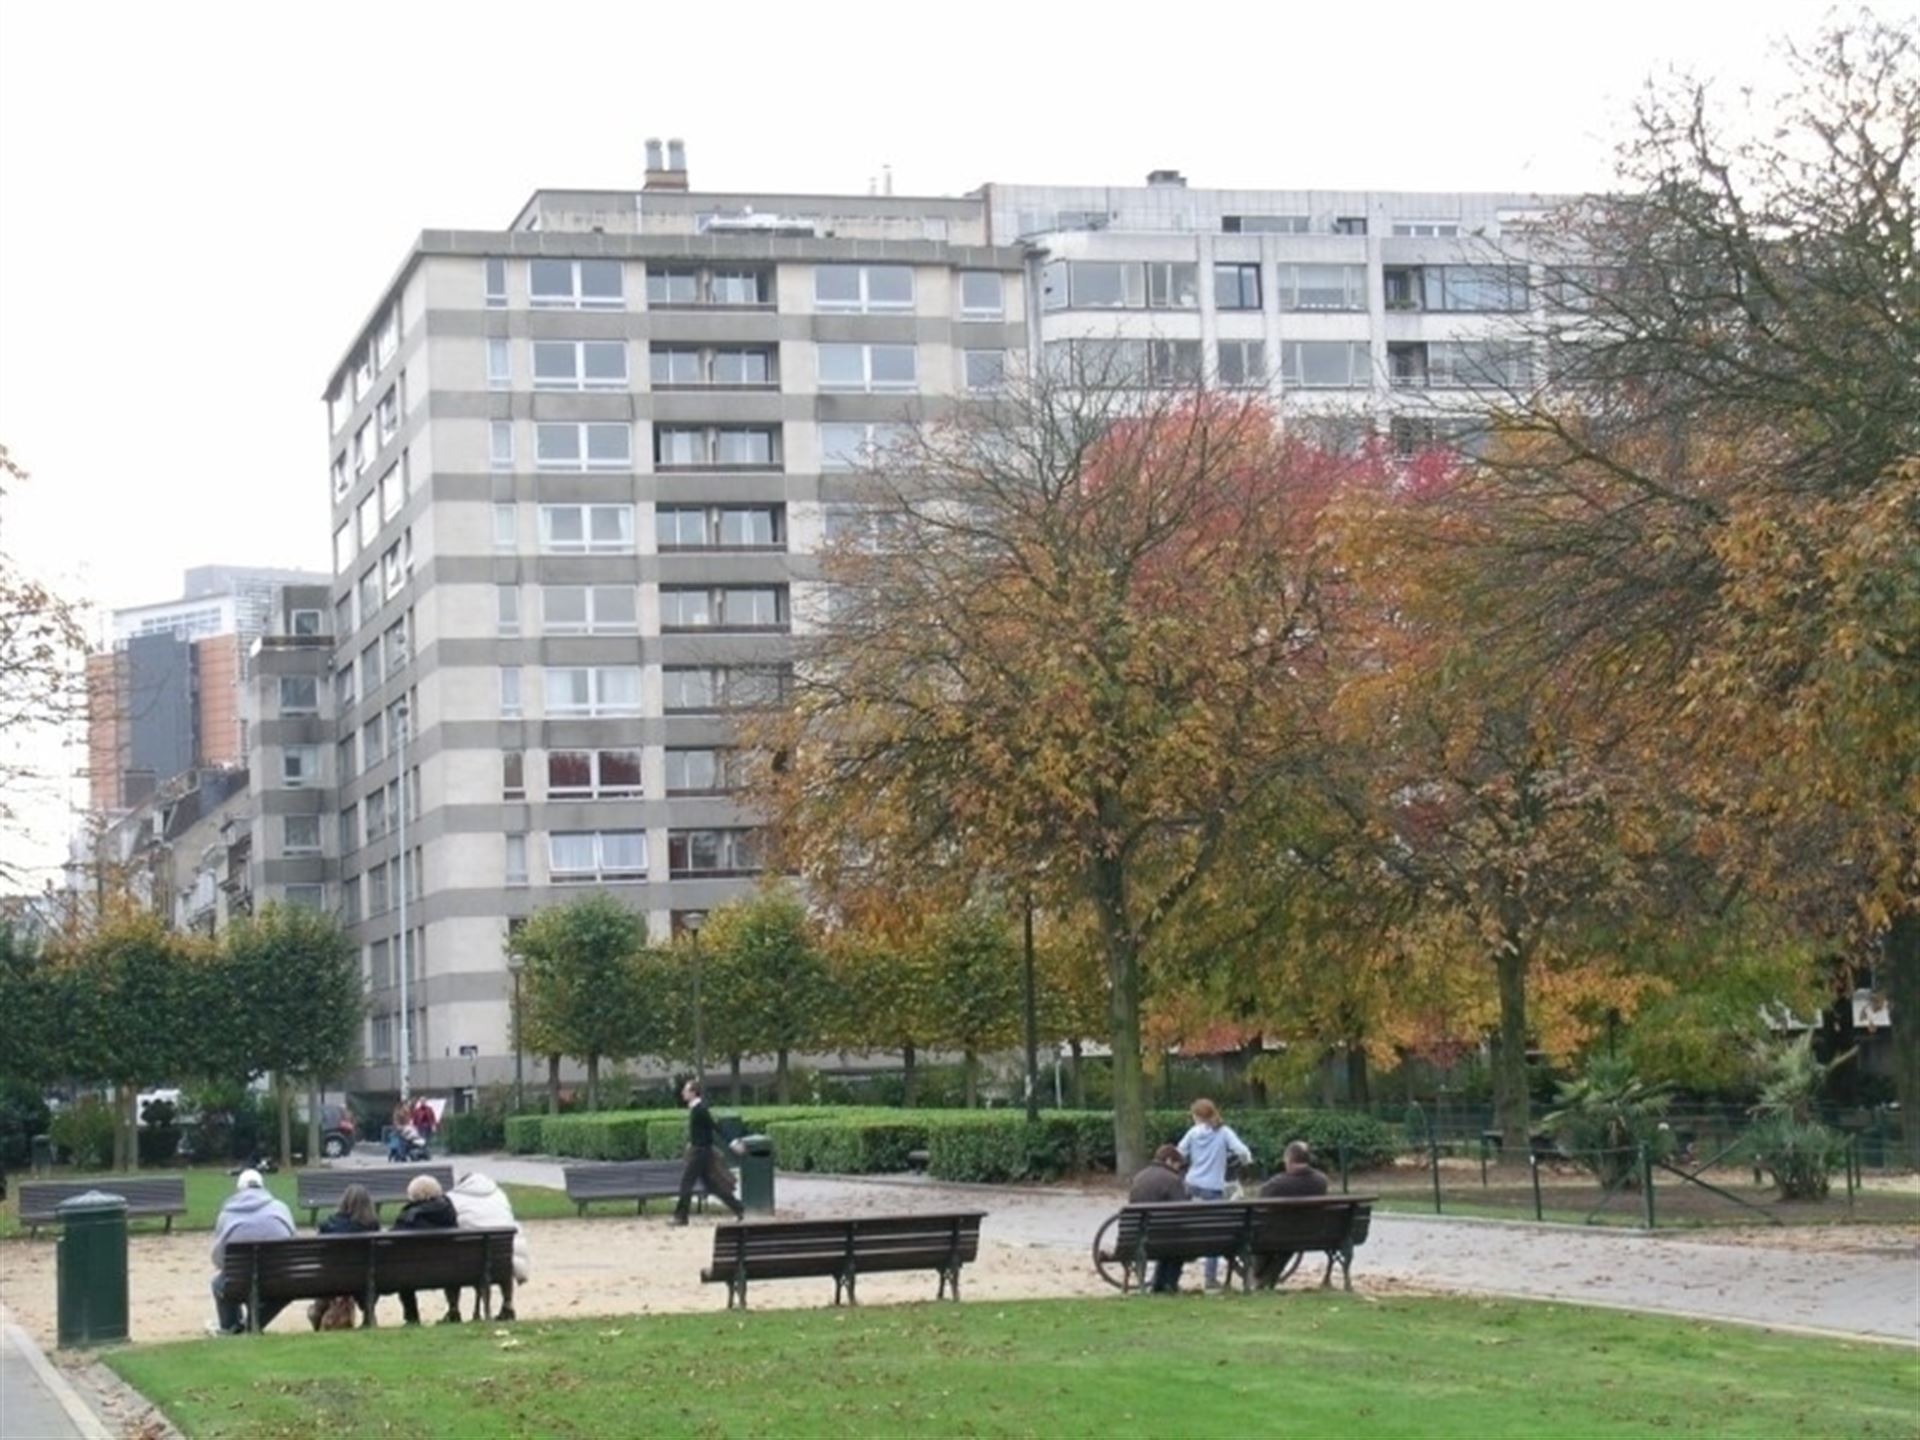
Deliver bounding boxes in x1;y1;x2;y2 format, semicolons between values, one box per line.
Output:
1388;341;1533;391
378;465;402;524
814;264;914;312
333;522;355;575
362;713;385;767
819;422;907;471
339;804;358;856
648;344;775;387
283;814;321;855
544;665;641;717
1282;341;1373;389
663;665;791;713
282;746;321;788
505;833;528;886
353;421;372;475
538;503;633;553
533;340;628;391
333;664;355;710
659;586;787;632
1332;216;1368;236
665;747;739;795
655;504;783;551
1393;220;1460;237
963;349;1007;391
490;420;514;471
549;830;648;884
1070;261;1147;309
356;492;379;550
1222;215;1309;234
279;675;319;714
487;338;512;390
529;258;623;309
1214;264;1261;310
357;569;380;624
817;343;917;393
653;426;778;469
1147;341;1202;388
364;786;387;839
493;502;517;550
958;270;1004;318
1278;264;1368;311
535;422;631;471
1218;341;1266;388
542;584;636;635
502;750;525;801
667;828;762;878
500;666;523;718
331;455;349;501
645;266;772;307
484;257;507;307
1145;263;1199;309
377;388;399;443
285;884;325;911
496;586;520;636
546;748;644;799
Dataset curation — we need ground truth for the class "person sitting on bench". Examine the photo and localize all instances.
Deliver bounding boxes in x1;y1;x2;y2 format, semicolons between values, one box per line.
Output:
1252;1141;1330;1289
1128;1144;1190;1294
208;1169;295;1335
390;1173;459;1323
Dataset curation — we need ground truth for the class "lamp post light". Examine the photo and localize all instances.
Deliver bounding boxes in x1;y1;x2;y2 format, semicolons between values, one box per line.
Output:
1022;889;1040;1123
396;699;411;1104
684;911;707;1088
508;950;526;1115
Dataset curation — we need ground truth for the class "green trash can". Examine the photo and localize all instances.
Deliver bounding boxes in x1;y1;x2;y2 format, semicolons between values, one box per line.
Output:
737;1134;775;1214
57;1190;129;1348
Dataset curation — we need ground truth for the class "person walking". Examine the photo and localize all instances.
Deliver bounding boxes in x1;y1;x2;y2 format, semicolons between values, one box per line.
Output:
208;1169;296;1334
1176;1098;1252;1291
671;1079;745;1225
390;1173;459;1324
447;1171;529;1321
411;1097;437;1144
1127;1143;1190;1294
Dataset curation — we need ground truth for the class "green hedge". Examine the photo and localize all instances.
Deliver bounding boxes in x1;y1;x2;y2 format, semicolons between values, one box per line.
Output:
923;1112;1115;1182
440;1112;505;1154
1144;1109;1397;1171
765;1119;930;1174
504;1115;546;1154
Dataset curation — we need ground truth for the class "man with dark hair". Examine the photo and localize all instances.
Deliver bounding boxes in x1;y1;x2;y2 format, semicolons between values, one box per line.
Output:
1128;1143;1189;1293
1253;1140;1331;1289
671;1079;745;1225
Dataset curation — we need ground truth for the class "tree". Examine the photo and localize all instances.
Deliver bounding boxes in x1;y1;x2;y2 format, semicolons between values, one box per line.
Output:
824;922;940;1104
221;903;362;1169
759;373;1360;1169
0;444;86;886
1033;911;1109;1109
924;905;1022;1108
698;888;829;1103
506;894;645;1111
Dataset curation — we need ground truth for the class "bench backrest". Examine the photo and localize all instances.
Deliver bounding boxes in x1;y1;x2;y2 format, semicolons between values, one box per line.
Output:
17;1177;187;1222
562;1161;684;1200
1112;1198;1373;1261
218;1228;518;1302
709;1212;984;1280
296;1165;455;1212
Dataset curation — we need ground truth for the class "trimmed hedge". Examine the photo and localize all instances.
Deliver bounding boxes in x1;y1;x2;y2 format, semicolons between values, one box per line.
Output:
767;1119;929;1174
1145;1109;1397;1172
504;1115;546;1154
440;1111;505;1154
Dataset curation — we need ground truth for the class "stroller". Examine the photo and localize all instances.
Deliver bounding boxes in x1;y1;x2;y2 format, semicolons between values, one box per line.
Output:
386;1124;431;1163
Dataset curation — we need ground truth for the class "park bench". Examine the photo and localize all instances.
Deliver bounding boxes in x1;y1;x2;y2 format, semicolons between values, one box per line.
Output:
18;1177;188;1237
296;1164;455;1223
562;1160;694;1216
701;1211;985;1309
1092;1196;1375;1294
217;1228;519;1332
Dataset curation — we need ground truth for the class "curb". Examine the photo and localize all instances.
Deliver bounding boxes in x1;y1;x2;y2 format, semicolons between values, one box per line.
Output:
0;1306;112;1440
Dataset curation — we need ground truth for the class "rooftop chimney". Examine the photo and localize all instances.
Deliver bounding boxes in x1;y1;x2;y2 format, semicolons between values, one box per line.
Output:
644;136;687;192
1146;168;1187;188
667;137;687;173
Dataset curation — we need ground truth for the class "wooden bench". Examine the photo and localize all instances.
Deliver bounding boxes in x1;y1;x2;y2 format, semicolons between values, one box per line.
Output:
295;1165;455;1223
562;1160;694;1216
217;1228;519;1332
17;1178;188;1237
701;1212;985;1309
1092;1196;1375;1294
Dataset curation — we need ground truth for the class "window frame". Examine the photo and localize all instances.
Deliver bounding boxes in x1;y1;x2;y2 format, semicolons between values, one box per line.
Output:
538;503;634;554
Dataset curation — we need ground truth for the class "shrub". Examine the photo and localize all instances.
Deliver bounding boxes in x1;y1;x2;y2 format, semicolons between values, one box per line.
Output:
440;1111;505;1154
1749;1116;1844;1200
925;1115;1032;1182
136;1098;182;1167
504;1115;546;1154
0;1079;49;1168
50;1097;114;1169
1542;1057;1675;1189
542;1113;654;1160
766;1120;929;1174
1142;1107;1397;1176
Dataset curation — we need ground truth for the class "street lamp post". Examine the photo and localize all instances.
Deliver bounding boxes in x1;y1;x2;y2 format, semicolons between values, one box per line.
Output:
396;700;411;1104
1023;889;1040;1123
509;954;525;1114
685;912;707;1088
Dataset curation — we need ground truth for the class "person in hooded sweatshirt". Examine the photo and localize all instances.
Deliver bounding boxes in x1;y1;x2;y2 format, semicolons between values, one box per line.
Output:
209;1169;296;1334
446;1171;530;1321
390;1172;459;1324
1176;1098;1253;1291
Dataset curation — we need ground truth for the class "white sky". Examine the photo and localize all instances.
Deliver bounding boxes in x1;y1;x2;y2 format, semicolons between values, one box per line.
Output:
0;0;1854;880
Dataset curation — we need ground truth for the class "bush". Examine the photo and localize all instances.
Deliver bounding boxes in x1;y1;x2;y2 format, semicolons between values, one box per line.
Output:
542;1113;655;1160
1143;1108;1398;1175
180;1082;275;1163
767;1119;929;1174
0;1079;50;1168
50;1097;114;1169
440;1111;505;1154
1543;1057;1674;1189
136;1097;182;1167
504;1115;546;1153
1749;1116;1844;1200
925;1115;1033;1182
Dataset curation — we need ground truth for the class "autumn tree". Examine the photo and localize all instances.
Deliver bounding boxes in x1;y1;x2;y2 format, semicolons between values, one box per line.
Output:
824;920;941;1104
507;894;646;1110
923;904;1022;1108
758;371;1359;1169
220;902;363;1168
699;888;830;1103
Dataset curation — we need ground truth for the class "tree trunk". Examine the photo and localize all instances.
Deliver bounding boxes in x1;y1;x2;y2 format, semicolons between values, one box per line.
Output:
1096;876;1149;1173
963;1049;978;1108
276;1074;295;1172
1320;1055;1340;1108
1884;908;1920;1171
306;1081;322;1165
902;1041;917;1107
586;1054;601;1112
118;1084;135;1171
1346;1047;1371;1108
728;1054;743;1106
1244;1036;1268;1108
546;1054;561;1115
775;1048;791;1104
1493;940;1531;1149
1070;1040;1086;1111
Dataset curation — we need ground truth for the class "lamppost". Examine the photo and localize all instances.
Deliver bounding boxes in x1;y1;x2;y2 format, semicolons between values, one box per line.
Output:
395;699;411;1104
1022;889;1040;1123
685;911;707;1088
508;949;525;1114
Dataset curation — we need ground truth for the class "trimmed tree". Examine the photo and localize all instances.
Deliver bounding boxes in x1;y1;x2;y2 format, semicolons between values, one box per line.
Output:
507;893;645;1111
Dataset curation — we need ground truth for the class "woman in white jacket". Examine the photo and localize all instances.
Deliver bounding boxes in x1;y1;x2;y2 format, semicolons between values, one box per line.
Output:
448;1171;530;1320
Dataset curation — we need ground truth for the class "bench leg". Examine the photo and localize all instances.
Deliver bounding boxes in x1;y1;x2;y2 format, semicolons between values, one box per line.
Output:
1339;1246;1354;1292
1320;1251;1337;1289
937;1267;961;1302
164;1216;174;1234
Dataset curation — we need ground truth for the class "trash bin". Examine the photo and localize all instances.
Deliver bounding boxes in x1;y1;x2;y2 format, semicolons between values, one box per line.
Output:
57;1190;129;1348
30;1134;53;1176
736;1135;775;1214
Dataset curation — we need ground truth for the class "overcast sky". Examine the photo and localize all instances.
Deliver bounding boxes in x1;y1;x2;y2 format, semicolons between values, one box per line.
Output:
0;0;1857;880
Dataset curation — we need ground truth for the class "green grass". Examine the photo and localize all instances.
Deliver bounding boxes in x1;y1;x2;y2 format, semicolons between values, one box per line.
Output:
104;1294;1916;1440
0;1168;566;1238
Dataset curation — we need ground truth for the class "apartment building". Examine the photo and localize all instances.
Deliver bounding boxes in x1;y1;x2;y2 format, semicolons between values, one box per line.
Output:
322;149;1561;1095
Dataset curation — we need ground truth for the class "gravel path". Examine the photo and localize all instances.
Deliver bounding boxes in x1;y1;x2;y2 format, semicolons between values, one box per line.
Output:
455;1155;1920;1343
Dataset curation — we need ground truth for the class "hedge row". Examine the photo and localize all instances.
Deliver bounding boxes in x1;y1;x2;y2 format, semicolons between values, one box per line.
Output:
505;1106;904;1161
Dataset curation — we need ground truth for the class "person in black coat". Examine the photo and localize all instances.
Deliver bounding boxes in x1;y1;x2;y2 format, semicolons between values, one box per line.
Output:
1252;1141;1331;1289
310;1183;381;1329
1128;1144;1190;1293
671;1080;745;1224
391;1174;459;1324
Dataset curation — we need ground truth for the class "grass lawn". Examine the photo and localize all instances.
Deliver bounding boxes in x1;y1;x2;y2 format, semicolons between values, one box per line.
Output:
0;1167;569;1238
104;1293;1917;1440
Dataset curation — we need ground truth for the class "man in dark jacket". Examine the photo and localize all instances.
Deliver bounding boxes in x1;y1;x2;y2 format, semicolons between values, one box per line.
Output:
1253;1141;1331;1289
672;1080;745;1224
391;1173;460;1323
1128;1144;1189;1293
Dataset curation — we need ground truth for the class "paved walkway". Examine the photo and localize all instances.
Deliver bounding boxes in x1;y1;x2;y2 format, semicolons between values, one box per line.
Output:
425;1155;1920;1343
0;1315;107;1440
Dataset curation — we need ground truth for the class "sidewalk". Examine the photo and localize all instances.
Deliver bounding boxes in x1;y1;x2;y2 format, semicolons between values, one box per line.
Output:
0;1314;107;1440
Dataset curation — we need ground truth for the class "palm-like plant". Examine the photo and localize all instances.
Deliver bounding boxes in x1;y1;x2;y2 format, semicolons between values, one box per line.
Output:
1543;1056;1673;1189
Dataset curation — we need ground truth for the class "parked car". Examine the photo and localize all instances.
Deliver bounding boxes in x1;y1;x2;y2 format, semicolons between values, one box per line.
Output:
317;1103;358;1158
